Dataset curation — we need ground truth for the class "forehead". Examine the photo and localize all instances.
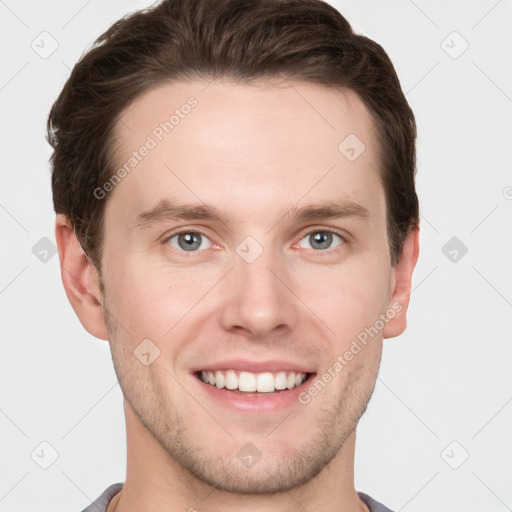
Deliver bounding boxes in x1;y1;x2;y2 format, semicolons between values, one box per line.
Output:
107;79;385;228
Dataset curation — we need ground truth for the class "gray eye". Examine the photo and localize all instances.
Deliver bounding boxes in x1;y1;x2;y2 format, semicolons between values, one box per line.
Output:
298;231;343;251
168;232;211;252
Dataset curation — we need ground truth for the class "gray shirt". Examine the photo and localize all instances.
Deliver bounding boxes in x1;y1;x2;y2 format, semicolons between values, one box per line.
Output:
81;483;395;512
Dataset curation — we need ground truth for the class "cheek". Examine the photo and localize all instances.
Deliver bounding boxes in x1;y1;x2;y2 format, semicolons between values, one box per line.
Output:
293;258;391;341
106;261;214;338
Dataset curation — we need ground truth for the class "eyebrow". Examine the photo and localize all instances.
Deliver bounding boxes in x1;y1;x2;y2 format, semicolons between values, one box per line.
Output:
133;199;370;229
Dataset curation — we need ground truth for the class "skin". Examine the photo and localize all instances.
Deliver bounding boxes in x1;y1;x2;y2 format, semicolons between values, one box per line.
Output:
55;78;419;512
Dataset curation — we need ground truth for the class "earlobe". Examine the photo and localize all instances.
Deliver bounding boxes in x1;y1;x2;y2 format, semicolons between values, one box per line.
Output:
383;224;420;339
55;214;109;340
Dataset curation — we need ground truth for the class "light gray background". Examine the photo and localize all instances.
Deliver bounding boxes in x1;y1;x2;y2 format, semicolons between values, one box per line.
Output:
0;0;511;510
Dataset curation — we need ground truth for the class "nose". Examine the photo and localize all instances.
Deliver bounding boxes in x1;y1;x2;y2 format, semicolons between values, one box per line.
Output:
218;243;299;339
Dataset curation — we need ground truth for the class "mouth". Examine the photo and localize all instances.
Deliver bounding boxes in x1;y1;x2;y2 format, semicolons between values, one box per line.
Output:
194;369;315;395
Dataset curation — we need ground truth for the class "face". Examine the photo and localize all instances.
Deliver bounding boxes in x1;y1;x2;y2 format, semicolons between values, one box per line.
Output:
99;78;396;493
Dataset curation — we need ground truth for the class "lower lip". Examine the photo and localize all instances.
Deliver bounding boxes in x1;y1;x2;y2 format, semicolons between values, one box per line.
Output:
191;374;315;413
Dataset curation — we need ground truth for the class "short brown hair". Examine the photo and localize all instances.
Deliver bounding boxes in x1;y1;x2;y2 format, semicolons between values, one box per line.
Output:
47;0;419;270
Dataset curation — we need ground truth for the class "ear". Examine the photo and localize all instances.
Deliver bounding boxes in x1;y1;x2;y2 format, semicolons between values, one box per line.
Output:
383;224;420;339
55;214;108;340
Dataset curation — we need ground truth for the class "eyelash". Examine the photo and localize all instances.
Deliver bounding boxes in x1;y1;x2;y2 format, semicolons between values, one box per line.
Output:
161;227;347;257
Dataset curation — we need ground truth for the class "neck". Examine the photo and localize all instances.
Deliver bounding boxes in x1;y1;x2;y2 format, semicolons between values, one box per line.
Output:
109;400;369;512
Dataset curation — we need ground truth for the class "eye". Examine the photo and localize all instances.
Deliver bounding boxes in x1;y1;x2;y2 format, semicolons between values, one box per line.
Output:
297;230;345;251
165;231;212;252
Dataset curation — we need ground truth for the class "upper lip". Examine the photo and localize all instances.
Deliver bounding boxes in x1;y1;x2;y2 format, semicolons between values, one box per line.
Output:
190;359;315;374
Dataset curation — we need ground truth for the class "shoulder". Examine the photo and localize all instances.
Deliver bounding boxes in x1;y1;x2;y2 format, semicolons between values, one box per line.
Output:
80;483;124;512
358;491;395;512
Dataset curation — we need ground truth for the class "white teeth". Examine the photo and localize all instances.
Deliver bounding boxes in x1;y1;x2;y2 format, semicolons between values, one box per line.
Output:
215;370;225;388
225;369;238;390
239;371;257;392
256;372;275;392
275;371;287;390
198;369;308;393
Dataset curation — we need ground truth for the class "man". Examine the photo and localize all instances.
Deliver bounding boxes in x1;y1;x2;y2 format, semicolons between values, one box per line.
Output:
48;0;420;511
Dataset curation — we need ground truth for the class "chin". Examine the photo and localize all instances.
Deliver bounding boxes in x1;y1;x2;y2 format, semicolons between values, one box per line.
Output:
174;441;335;495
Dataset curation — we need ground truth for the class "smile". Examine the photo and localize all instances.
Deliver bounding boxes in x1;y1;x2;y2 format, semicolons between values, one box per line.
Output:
196;369;311;393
